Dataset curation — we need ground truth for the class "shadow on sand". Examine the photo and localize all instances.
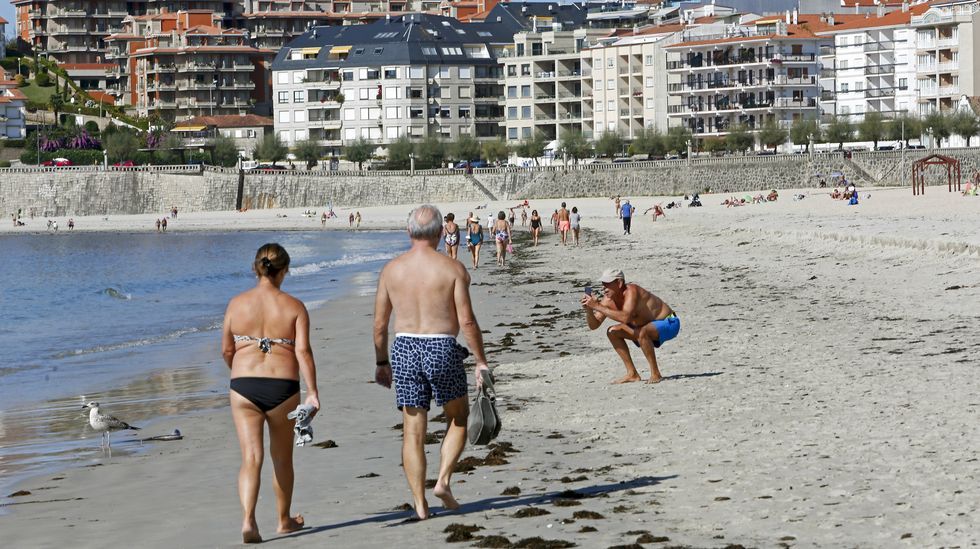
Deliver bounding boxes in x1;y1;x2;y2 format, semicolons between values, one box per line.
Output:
272;475;676;542
662;372;723;381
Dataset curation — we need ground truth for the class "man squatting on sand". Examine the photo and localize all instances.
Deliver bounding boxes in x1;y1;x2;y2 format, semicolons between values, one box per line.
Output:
582;269;680;384
373;204;491;520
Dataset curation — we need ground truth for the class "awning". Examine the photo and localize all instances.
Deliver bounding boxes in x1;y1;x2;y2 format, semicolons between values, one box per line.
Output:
173;125;207;132
329;45;352;55
297;47;321;55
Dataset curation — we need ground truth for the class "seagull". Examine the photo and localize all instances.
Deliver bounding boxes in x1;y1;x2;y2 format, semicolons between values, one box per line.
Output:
83;401;140;456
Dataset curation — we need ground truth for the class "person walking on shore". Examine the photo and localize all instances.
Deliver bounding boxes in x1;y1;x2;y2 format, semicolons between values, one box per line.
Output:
569;207;581;246
557;202;571;246
620;200;634;235
161;217;168;232
581;269;680;384
492;211;511;267
529;209;542;247
443;213;461;260
355;211;362;230
550;209;559;234
466;213;484;269
373;205;491;520
221;244;320;543
614;196;621;218
521;208;528;227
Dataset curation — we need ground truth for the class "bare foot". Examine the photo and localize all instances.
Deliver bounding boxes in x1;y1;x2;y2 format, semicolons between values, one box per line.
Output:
277;514;305;534
612;374;642;384
413;498;431;520
433;482;460;510
646;376;663;384
242;522;262;544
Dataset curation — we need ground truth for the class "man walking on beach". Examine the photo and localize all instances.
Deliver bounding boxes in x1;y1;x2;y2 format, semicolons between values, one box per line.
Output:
557;202;571;246
582;269;680;384
374;204;491;520
620;200;634;235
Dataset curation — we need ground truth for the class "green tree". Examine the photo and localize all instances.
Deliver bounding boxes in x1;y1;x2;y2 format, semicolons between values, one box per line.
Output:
155;133;184;165
950;110;980;147
293;139;322;169
481;139;509;164
594;130;624;158
825;116;854;150
889;113;922;147
558;130;591;162
858;111;889;150
84;120;100;134
103;129;140;163
450;134;481;162
35;71;50;87
385;136;413;170
253;133;288;166
415;135;445;169
701;137;727;155
725;124;755;154
923;111;951;147
629;128;665;157
343;138;374;170
758;118;788;152
49;94;64;125
211;134;240;168
515;132;546;164
62;78;70;99
790;118;821;152
664;126;692;154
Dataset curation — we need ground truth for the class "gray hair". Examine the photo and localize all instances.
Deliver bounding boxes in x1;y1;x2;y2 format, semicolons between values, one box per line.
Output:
407;204;443;240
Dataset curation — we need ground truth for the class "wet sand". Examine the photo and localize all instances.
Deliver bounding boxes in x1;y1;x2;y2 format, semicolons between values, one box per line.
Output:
1;186;979;547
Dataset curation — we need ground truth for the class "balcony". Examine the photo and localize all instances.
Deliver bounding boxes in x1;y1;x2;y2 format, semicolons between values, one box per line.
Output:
51;9;87;18
865;88;895;99
51;27;92;35
821;90;836;102
863;41;895;53
147;82;177;92
177;100;217;109
181;63;218;72
309;119;342;129
937;62;959;72
773;53;817;63
150;100;177;109
773;97;817;108
937;36;959;48
865;65;896;76
218;63;254;72
148;64;177;74
938;86;959;96
772;75;817;86
222;81;256;90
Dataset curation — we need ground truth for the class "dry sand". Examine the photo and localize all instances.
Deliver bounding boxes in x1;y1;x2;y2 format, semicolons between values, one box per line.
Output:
1;186;978;548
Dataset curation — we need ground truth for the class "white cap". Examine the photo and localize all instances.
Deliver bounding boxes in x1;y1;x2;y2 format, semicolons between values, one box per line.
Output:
599;269;625;283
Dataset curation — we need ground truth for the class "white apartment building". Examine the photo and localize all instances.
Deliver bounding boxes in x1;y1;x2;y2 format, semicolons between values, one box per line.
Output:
816;6;926;122
912;0;980;115
271;14;509;156
0;69;28;140
665;17;829;145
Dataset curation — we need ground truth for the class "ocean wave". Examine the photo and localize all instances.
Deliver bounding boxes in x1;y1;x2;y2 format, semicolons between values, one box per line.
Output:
102;287;132;300
50;320;222;359
290;252;397;277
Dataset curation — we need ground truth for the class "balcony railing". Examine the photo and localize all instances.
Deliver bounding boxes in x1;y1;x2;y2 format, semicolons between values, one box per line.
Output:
51;9;87;17
863;41;895;53
865;65;896;76
938;86;959;96
865;88;895;99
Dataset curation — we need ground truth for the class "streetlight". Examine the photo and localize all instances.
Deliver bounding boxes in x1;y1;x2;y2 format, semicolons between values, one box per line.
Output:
409;152;416;175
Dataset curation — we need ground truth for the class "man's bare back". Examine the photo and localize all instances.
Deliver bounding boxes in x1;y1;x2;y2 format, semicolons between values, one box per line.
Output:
557;208;570;222
601;283;672;327
376;247;468;335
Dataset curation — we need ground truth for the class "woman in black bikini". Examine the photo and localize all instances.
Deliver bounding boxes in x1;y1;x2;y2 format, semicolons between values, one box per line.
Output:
221;243;320;544
529;209;542;247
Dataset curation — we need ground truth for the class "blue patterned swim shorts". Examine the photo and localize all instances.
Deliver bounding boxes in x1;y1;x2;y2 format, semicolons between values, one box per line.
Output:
391;334;469;410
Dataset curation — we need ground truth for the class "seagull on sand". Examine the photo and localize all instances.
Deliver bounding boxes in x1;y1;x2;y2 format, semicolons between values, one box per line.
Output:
83;401;140;456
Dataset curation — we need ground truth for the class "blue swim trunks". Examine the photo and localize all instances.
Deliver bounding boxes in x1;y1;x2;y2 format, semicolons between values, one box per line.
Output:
632;314;681;348
390;334;469;410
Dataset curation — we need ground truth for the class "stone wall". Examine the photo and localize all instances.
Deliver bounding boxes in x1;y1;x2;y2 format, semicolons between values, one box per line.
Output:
2;148;976;217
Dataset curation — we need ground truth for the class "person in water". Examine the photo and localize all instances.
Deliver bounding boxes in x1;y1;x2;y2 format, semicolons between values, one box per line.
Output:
373;205;491;520
221;243;320;543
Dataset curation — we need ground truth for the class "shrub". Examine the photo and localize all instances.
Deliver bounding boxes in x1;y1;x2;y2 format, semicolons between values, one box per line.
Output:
14;74;25;87
3;138;26;148
20;148;104;166
84;120;100;134
35;71;51;87
0;160;11;168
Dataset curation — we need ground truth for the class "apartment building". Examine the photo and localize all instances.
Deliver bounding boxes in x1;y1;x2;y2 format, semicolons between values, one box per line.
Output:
270;13;511;156
0;69;29;139
912;0;980;114
105;10;269;121
813;6;928;122
665;16;829;143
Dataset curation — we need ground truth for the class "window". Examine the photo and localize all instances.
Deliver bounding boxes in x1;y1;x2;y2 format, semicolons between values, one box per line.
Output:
507;86;517;98
607;100;614;111
459;67;471;79
409;66;424;79
441;47;463;56
277;72;288;84
606;79;614;90
359;88;370;100
645;55;654;66
458;106;471;118
521;106;531;119
522;127;531;138
439;107;451;118
345;128;357;140
646;77;654;88
596;101;603;112
839;60;847;70
410;107;425;119
439;66;451;78
508;127;518;139
293;90;304;103
343;108;355;121
279;130;290;142
374;47;384;55
508;106;518;119
293;71;304;84
521;64;530;76
234;130;242;138
841;82;849;92
386;126;401;139
277;91;288;103
386;106;400;118
840;106;850;115
354;48;364;55
899;78;908;89
384;68;398;79
294;110;306;123
646;98;655;109
279;111;290;123
854;81;863;91
342;71;354;81
410;87;424;98
608;122;616;132
247;130;256;138
436;87;450;99
422;47;436;55
507;65;517;76
385;86;402;99
458;86;471;98
360;107;370;119
607;58;614;68
521;85;530;97
295;129;306;141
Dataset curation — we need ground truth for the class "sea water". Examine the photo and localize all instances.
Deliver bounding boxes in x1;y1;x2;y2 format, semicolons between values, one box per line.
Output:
0;229;405;494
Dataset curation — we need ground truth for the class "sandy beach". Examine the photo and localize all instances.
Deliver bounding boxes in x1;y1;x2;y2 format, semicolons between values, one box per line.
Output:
1;185;978;548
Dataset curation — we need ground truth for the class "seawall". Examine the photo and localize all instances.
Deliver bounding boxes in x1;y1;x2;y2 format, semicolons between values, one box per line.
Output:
3;148;977;217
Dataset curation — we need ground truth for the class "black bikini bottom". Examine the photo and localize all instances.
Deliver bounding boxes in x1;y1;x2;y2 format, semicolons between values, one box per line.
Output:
230;377;300;412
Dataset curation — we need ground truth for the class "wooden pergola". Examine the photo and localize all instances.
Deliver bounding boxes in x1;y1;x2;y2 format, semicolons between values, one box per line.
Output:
912;153;961;195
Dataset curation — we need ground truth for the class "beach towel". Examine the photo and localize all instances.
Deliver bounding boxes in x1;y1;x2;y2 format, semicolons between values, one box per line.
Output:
287;404;316;447
468;369;501;446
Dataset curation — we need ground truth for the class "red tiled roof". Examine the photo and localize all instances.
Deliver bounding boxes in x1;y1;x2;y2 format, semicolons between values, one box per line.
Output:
810;3;931;33
242;11;331;18
0;16;9;24
175;114;273;128
88;91;116;105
